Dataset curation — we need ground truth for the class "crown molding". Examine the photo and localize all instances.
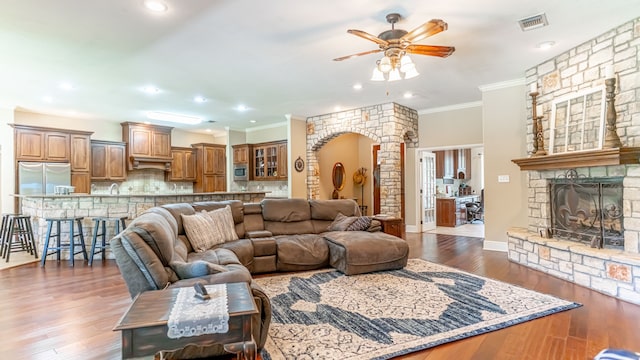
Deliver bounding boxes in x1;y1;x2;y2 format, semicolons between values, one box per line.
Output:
478;78;526;92
418;101;483;115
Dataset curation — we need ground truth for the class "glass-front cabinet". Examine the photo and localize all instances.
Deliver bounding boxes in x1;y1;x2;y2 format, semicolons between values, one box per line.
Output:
253;140;287;181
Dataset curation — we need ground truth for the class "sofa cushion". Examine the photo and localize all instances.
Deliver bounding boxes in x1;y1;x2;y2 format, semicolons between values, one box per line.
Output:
170;260;229;279
216;239;255;272
250;237;277;257
193;200;246;238
126;212;178;266
346;216;372;231
181;212;223;252
262;198;311;222
310;199;361;220
161;203;196;236
325;231;409;275
327;213;358;231
275;234;329;271
205;205;239;242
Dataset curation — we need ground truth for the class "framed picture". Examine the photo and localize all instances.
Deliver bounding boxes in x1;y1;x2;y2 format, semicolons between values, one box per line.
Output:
294;156;305;172
549;86;606;154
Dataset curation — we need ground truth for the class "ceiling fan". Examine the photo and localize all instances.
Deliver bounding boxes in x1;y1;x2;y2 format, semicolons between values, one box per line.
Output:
333;13;455;79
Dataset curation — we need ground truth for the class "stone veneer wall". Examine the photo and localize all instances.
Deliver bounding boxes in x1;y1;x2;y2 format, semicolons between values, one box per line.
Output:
509;18;640;304
306;102;419;217
525;18;639;151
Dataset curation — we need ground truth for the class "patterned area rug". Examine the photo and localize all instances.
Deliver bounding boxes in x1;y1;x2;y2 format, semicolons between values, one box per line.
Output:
256;258;580;360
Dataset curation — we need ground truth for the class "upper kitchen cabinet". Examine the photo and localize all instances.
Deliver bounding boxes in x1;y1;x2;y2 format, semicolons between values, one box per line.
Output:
192;143;226;192
232;144;251;164
13;125;74;162
456;148;472;180
70;134;91;172
253;140;287;181
434;149;458;179
167;147;196;182
121;122;173;171
90;140;127;181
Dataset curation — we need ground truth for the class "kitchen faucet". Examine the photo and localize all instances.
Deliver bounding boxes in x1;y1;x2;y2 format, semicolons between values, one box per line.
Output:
109;183;119;195
172;183;177;193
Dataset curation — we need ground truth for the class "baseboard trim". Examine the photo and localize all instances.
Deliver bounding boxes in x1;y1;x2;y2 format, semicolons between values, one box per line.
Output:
483;240;508;252
405;225;419;233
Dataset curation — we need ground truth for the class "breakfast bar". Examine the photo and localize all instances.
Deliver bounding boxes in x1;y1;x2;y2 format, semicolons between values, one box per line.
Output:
13;191;268;259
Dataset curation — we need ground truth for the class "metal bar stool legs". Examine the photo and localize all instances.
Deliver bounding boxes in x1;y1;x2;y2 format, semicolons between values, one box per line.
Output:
89;217;127;266
41;217;87;267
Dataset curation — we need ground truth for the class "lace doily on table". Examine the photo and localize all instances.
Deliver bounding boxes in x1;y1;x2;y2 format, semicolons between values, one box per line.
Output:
167;284;229;339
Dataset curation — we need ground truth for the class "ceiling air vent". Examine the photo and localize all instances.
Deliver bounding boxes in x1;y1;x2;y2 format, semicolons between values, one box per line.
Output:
518;13;549;31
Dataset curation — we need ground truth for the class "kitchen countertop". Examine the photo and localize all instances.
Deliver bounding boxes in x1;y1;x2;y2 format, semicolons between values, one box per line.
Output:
12;191;270;198
435;194;480;200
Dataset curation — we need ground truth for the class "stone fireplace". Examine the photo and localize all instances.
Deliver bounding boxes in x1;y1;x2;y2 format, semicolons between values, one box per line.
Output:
507;17;640;305
549;169;624;250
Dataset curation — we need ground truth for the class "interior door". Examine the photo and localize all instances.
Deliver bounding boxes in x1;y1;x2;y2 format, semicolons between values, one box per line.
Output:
421;151;437;231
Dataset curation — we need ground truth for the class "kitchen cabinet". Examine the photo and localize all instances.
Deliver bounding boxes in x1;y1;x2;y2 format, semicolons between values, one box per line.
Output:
121;122;173;170
232;144;251;164
91;140;127;181
13;125;70;162
456;148;472;180
192;143;226;192
434;150;458;179
166;147;196;181
253;140;287;181
70;133;92;193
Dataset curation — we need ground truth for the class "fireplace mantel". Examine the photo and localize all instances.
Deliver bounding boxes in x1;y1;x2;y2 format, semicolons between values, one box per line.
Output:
512;147;640;171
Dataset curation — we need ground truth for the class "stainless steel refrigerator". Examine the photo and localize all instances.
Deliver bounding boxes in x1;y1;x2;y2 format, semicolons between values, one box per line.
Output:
18;162;71;195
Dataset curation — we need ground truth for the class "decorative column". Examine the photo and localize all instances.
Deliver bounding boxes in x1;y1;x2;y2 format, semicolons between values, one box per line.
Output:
529;83;546;156
603;65;622;148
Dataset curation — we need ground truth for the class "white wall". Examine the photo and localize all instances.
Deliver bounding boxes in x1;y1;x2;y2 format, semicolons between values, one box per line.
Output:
246;122;287;143
418;103;483;148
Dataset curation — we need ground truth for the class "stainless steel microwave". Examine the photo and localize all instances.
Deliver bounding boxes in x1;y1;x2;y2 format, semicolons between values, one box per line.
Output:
233;164;248;181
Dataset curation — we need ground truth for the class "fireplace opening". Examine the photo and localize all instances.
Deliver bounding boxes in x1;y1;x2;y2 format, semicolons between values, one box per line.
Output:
549;169;623;250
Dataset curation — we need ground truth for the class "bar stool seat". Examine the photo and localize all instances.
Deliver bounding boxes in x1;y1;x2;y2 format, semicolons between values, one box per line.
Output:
89;216;127;266
1;214;38;262
41;216;87;267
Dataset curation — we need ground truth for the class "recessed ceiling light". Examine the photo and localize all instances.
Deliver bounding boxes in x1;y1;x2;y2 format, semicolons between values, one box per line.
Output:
146;111;202;125
144;121;151;125
249;120;256;123
205;129;212;132
59;82;74;91
537;41;556;50
353;83;363;90
194;96;207;103
236;104;249;112
143;0;168;13
141;85;161;94
334;106;342;112
403;92;413;99
42;96;53;103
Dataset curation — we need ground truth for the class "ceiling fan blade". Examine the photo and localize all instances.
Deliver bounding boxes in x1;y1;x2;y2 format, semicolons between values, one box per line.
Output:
347;29;389;46
406;44;455;58
401;19;447;43
333;49;383;61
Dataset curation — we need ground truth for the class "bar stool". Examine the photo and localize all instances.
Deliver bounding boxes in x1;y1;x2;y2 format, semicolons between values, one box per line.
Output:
1;214;38;262
89;216;127;266
41;216;87;267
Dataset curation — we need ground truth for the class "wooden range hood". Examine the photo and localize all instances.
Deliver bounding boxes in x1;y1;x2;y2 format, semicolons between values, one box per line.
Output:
128;156;172;171
512;147;640;171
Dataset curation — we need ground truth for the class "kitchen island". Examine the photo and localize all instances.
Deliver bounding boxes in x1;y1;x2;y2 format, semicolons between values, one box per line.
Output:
436;195;480;227
13;191;269;260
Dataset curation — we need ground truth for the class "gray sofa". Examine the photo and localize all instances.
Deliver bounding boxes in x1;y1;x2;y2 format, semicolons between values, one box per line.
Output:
110;198;409;358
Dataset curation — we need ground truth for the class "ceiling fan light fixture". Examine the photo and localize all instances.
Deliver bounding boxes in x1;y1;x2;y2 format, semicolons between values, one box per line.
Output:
370;67;385;81
378;56;392;73
403;66;420;79
388;68;402;81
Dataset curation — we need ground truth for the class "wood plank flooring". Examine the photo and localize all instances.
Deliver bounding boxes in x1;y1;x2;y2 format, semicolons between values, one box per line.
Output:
1;233;638;359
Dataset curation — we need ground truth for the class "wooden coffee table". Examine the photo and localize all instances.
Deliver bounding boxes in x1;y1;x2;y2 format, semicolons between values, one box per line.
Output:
113;282;258;359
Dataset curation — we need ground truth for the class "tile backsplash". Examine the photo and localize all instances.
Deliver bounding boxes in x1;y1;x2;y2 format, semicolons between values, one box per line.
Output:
91;169;194;195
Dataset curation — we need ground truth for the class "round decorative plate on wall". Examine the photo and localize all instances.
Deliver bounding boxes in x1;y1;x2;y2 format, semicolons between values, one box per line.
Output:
294;156;305;172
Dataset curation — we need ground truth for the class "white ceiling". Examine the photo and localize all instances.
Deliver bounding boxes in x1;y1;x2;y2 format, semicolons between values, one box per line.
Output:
0;0;638;134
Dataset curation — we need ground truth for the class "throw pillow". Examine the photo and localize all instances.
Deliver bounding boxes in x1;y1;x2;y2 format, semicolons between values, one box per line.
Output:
205;205;239;242
170;260;229;279
327;212;358;231
346;216;372;231
181;213;223;252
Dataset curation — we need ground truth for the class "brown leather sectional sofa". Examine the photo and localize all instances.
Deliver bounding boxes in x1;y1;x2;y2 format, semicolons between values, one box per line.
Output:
110;198;409;357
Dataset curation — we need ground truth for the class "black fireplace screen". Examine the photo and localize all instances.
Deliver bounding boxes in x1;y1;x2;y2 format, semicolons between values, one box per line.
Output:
549;170;623;249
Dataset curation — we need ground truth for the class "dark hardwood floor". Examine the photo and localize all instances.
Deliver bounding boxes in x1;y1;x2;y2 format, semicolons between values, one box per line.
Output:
1;233;639;360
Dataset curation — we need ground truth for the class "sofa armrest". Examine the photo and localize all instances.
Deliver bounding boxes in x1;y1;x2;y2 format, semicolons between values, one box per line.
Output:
246;230;273;238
